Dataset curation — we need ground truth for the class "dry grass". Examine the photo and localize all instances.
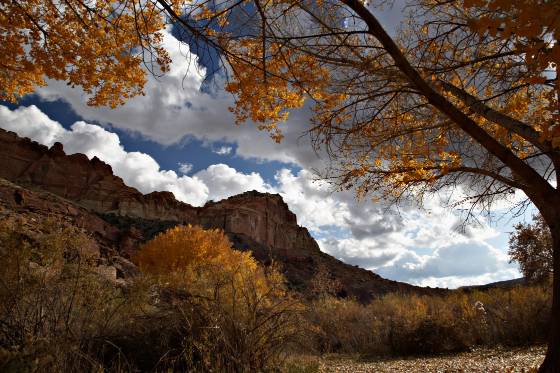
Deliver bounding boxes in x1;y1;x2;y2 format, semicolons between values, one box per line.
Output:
316;346;545;373
306;287;551;357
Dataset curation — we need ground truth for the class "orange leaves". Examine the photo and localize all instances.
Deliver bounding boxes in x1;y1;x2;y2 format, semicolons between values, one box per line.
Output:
225;38;343;142
135;224;291;312
1;0;171;107
136;224;256;276
464;0;559;111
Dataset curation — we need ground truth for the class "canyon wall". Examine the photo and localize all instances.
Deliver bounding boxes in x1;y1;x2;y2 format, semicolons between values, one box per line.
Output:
0;129;433;300
0;129;320;256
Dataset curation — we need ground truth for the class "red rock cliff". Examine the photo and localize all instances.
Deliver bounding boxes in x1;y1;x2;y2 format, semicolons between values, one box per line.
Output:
0;129;319;255
0;129;199;222
0;129;435;301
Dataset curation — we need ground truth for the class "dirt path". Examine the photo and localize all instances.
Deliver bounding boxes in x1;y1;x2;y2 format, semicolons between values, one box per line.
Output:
318;346;545;373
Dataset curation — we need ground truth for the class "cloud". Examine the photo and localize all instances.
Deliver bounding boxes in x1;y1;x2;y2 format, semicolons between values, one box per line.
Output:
273;168;351;231
413;270;522;289
0;105;271;207
318;237;401;268
0;105;65;145
178;162;193;174
212;146;233;155
196;164;271;201
34;28;322;169
273;167;520;288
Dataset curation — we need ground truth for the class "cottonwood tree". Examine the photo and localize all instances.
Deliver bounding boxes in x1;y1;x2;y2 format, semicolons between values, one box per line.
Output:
171;0;559;370
4;0;560;370
510;214;553;282
1;0;173;106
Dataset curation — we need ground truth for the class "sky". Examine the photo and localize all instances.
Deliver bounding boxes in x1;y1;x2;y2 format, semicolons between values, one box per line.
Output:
0;4;537;289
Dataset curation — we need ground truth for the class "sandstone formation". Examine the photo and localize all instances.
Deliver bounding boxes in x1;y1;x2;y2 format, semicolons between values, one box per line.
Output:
0;129;198;222
0;129;441;301
0;128;321;257
0;178;127;283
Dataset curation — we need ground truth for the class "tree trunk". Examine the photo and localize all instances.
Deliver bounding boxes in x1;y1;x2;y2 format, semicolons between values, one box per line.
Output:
539;223;560;373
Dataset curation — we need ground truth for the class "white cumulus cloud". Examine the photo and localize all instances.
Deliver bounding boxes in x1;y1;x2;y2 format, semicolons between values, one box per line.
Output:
178;162;193;174
212;146;233;155
196;164;271;201
0;105;268;207
34;28;320;168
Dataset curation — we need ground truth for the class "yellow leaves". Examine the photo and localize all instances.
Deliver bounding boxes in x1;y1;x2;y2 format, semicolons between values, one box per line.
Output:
225;38;343;142
136;224;291;314
217;14;229;28
136;224;254;276
463;0;560;117
1;0;171;107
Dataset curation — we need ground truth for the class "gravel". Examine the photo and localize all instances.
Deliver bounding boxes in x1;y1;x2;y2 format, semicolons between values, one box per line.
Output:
318;346;545;373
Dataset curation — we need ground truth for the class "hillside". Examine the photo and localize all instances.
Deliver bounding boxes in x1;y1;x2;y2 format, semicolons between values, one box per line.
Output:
0;128;444;301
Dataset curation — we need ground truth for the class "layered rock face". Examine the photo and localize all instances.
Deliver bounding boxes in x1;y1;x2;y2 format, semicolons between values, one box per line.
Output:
0;129;199;222
199;192;320;256
0;129;319;256
0;178;139;284
0;129;434;301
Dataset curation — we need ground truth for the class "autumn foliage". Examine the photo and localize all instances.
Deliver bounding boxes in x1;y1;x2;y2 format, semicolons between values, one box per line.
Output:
0;217;135;371
1;0;170;107
510;215;554;282
3;0;560;369
135;225;303;371
0;219;303;371
307;286;551;357
136;224;255;275
0;217;553;371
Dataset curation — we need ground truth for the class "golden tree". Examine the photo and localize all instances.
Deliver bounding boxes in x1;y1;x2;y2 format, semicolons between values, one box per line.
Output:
1;0;173;107
136;224;256;275
136;225;302;371
164;1;559;370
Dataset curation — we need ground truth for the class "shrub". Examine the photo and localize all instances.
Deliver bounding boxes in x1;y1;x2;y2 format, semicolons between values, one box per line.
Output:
306;296;379;354
135;225;304;372
306;285;551;357
509;214;553;282
467;285;550;346
0;216;138;372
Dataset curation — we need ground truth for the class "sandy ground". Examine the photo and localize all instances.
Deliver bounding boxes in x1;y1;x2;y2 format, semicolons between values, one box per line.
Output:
316;346;545;373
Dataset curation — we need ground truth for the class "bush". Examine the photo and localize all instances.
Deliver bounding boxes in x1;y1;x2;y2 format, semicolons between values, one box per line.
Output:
0;220;303;372
306;286;551;357
0;216;139;372
468;285;550;346
1;217;548;370
135;225;304;372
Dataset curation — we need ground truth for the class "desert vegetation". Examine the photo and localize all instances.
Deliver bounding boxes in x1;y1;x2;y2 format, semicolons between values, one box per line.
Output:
0;218;305;372
0;217;551;372
3;0;559;370
307;286;550;357
509;214;554;283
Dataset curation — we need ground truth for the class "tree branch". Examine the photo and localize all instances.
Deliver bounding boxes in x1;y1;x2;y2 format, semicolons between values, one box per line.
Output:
340;0;555;198
439;80;553;154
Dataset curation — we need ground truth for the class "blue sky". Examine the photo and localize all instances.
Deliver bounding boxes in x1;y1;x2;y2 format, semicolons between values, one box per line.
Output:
0;4;536;288
2;96;297;183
